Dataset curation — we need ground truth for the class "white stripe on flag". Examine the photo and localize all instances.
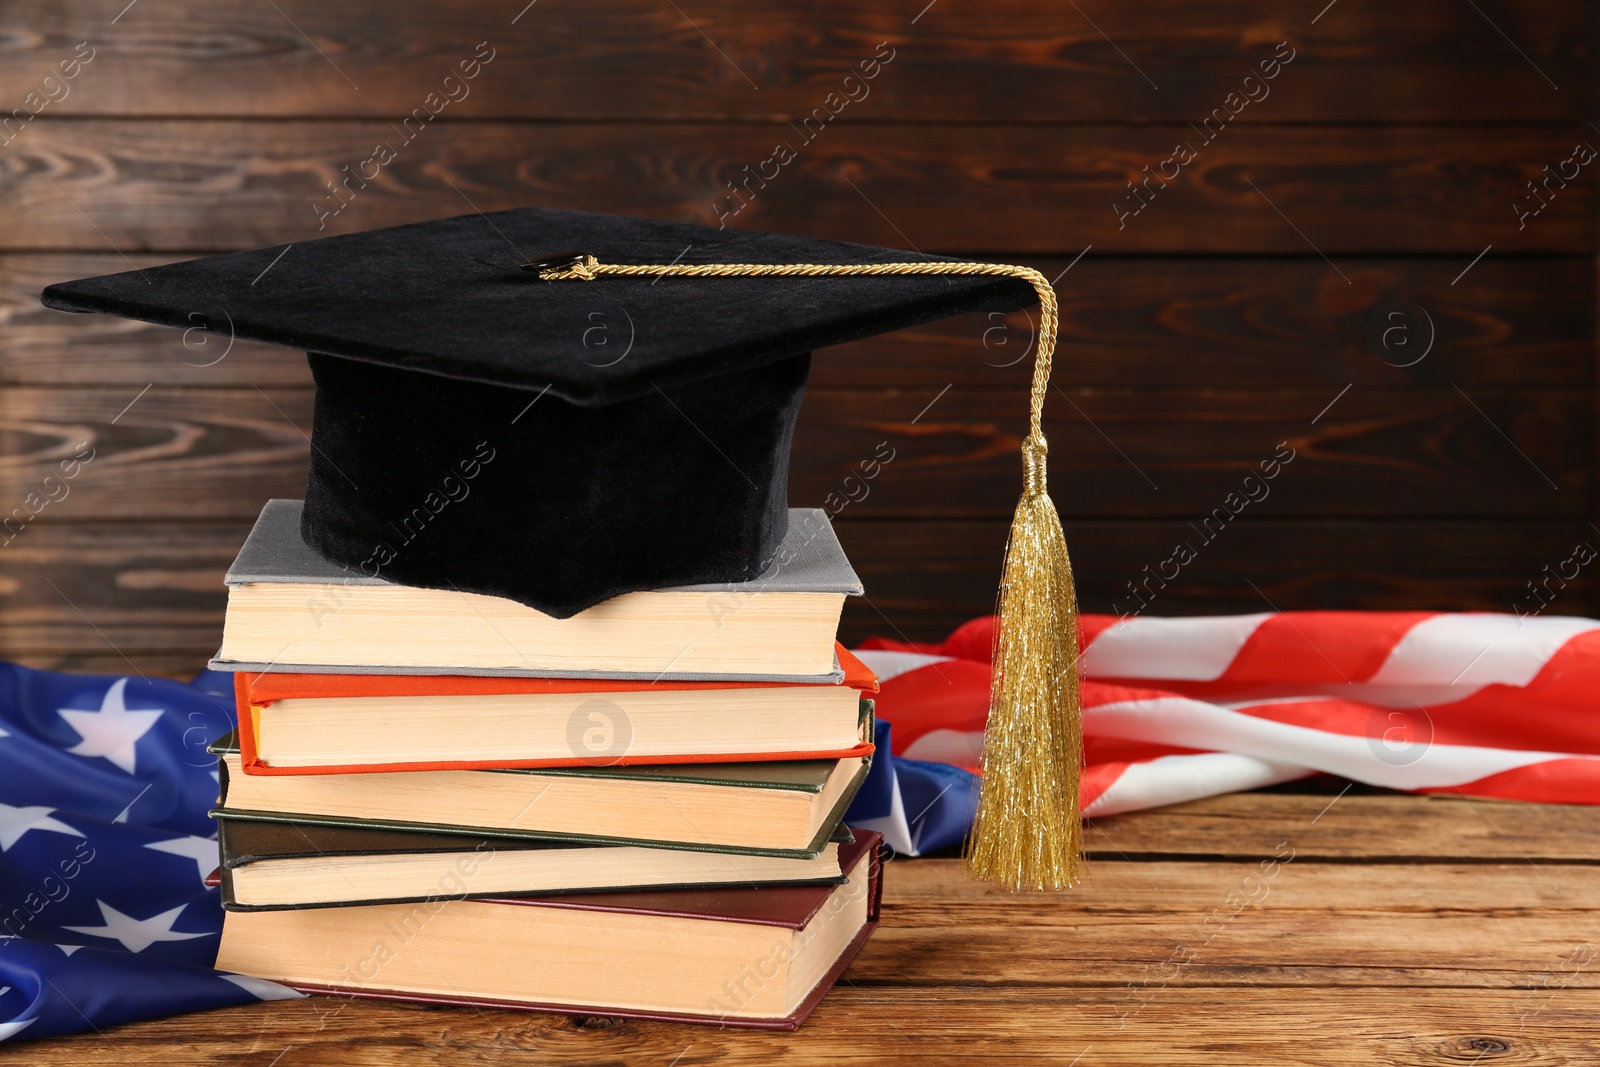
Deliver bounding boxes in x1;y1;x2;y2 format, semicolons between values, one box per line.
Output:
853;650;956;683
1081;613;1273;681
902;727;984;767
1214;684;1514;710
1084;752;1313;818
1368;613;1600;688
1087;696;1600;791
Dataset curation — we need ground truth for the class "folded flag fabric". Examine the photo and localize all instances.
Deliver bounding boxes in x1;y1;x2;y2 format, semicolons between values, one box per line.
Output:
845;719;979;859
850;611;1600;856
0;666;301;1044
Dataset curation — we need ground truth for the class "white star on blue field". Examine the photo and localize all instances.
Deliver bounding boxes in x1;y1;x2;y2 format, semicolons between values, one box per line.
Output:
0;666;296;1044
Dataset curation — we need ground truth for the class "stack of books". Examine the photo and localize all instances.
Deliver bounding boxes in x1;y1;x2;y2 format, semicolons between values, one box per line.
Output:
207;499;882;1029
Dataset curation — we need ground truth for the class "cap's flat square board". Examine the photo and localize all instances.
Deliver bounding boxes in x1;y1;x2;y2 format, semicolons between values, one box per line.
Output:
40;207;1035;405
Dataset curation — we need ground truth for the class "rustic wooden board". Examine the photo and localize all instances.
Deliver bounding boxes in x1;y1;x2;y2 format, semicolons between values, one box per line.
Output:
9;654;225;680
834;517;1600;642
9;253;1591;389
1085;792;1600;862
4;122;1588;253
3;517;1590;676
3;0;1589;122
22;988;1600;1066
20;835;1600;1063
858;865;1600;988
0;521;246;672
885;860;1600;914
795;386;1590;519
0;387;312;520
0;254;315;388
2;385;1586;520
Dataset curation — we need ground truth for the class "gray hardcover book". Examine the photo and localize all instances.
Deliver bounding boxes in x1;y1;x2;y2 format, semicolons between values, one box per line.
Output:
227;500;861;594
210;499;860;683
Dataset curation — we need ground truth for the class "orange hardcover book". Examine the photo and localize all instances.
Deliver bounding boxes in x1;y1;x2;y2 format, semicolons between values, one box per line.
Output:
235;644;877;775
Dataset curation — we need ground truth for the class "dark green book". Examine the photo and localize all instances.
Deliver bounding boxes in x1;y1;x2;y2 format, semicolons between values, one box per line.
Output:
215;816;854;910
211;732;871;859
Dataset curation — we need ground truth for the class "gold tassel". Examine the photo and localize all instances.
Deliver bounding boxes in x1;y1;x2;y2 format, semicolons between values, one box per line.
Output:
965;435;1083;890
532;254;1086;890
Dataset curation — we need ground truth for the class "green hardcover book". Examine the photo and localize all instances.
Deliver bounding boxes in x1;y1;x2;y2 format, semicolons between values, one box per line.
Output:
216;816;855;910
211;730;872;860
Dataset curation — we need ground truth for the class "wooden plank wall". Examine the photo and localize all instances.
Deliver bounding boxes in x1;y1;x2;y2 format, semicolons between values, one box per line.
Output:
0;0;1594;674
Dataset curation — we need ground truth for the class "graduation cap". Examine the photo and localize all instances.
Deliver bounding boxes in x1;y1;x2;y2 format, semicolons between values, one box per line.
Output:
40;207;1083;890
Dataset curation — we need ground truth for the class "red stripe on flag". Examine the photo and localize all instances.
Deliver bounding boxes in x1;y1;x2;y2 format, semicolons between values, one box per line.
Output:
1223;611;1436;684
1419;759;1600;805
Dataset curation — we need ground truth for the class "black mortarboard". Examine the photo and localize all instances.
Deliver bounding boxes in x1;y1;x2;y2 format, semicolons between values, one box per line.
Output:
40;208;1032;617
42;207;1086;892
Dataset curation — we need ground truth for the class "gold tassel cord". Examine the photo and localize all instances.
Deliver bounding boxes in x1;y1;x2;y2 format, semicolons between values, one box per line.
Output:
534;254;1083;891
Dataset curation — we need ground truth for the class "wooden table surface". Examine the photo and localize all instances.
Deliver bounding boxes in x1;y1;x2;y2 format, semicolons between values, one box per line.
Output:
16;790;1599;1065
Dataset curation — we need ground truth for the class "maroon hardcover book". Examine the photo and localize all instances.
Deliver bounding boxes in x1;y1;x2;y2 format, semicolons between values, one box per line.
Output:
215;830;883;1030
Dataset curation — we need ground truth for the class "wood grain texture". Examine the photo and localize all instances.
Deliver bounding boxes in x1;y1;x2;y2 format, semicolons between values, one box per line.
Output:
0;387;311;520
0;254;312;387
0;522;245;671
0;385;1585;520
3;122;1589;254
19;815;1600;1063
1;0;1589;122
20;989;1600;1066
10;253;1590;389
819;255;1596;391
1085;792;1600;862
858;863;1600;989
834;518;1599;643
793;386;1589;519
838;518;1600;639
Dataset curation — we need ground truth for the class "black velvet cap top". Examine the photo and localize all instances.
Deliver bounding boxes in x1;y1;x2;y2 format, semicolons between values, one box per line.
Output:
40;207;1037;618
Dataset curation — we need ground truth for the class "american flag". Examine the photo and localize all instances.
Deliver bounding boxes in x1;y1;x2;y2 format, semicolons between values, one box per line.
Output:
848;611;1600;854
0;667;300;1044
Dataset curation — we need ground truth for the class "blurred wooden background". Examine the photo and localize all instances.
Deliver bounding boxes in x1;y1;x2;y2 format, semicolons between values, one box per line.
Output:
0;0;1594;675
